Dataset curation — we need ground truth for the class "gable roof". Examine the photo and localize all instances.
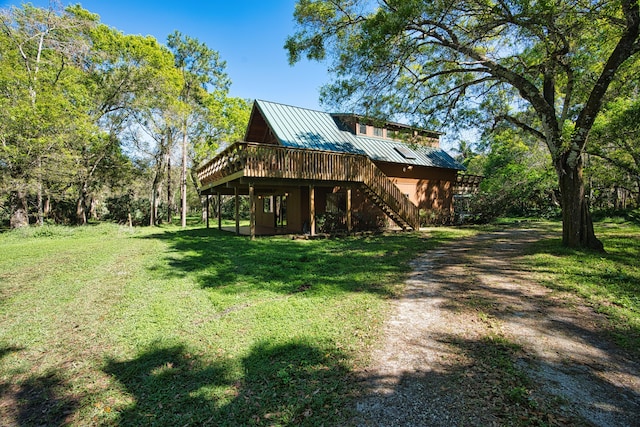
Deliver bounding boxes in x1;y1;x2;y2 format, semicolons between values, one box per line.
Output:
253;100;465;171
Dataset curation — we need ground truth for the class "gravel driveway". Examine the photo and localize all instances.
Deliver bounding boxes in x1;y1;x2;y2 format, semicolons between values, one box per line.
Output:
352;227;640;426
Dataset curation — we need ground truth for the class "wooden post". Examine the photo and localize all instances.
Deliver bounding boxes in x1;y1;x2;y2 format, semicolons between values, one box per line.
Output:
234;186;240;236
206;195;210;229
249;184;256;240
309;184;316;236
346;188;352;234
217;192;222;230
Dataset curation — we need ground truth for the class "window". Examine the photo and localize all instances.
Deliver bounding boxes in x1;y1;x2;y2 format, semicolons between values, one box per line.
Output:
263;196;273;213
394;146;417;159
373;127;384;137
359;123;367;135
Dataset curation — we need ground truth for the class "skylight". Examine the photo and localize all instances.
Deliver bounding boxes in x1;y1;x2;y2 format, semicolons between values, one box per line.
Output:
394;146;417;159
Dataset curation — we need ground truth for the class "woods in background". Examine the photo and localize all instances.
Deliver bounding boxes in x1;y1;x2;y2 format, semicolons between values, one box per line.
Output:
0;3;250;228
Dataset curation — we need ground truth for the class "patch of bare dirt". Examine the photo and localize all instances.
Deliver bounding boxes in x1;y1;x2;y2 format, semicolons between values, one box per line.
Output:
352;227;640;426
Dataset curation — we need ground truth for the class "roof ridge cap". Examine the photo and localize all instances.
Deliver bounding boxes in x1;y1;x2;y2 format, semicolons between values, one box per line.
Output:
256;99;329;114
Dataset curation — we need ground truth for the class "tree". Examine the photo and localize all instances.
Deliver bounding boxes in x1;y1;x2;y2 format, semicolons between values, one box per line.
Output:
189;94;251;223
470;128;558;220
84;21;181;226
0;2;95;227
588;97;640;207
167;31;230;227
286;0;640;250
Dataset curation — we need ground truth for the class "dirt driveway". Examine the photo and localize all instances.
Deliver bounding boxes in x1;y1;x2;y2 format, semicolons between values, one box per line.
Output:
353;227;640;426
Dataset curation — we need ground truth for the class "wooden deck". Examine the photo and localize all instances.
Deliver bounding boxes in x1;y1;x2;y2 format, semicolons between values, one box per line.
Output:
197;142;420;231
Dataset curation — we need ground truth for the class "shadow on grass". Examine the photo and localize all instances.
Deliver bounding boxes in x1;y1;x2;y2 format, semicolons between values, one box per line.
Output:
104;339;351;426
0;366;82;427
352;226;640;426
142;227;432;297
522;231;640;352
352;332;638;426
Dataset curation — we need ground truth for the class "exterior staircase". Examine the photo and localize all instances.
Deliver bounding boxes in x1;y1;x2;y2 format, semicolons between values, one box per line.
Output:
360;186;414;230
356;159;419;230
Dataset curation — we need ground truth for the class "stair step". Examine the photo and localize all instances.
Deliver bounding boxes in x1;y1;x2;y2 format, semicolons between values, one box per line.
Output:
360;180;417;231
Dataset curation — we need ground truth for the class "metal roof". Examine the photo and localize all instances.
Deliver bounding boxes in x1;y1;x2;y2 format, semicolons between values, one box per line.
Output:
255;100;464;171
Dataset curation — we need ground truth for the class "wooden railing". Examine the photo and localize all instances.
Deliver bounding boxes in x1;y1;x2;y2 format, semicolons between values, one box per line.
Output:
197;142;420;229
359;159;420;229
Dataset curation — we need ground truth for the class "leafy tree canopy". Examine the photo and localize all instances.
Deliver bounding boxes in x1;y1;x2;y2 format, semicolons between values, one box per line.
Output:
286;0;640;249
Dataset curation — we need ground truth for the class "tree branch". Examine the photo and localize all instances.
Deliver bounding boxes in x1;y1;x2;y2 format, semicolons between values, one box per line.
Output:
574;0;640;146
495;114;546;141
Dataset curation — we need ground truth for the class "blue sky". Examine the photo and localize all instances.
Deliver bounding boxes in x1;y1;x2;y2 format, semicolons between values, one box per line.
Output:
0;0;329;110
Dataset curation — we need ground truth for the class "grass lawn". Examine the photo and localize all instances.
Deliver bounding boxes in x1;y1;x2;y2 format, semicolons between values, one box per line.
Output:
0;223;472;426
1;219;638;426
521;219;640;354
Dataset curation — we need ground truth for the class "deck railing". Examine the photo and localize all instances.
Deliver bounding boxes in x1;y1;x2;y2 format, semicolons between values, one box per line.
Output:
197;142;420;229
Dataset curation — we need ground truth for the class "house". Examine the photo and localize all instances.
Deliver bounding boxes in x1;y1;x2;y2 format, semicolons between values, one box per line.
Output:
197;100;466;238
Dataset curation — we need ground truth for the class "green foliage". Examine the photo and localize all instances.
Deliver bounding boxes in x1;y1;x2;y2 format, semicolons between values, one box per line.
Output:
467;130;558;222
103;193;167;226
0;3;248;227
587;97;640;209
219;195;250;220
287;0;640;249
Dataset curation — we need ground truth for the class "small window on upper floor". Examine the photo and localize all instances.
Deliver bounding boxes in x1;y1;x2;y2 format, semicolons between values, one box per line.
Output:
373;127;384;137
359;123;367;135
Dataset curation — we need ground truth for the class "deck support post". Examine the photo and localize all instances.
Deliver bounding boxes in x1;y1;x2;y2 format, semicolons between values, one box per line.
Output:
346;188;352;234
309;184;316;236
234;186;240;236
206;195;210;229
249;184;256;240
217;192;222;230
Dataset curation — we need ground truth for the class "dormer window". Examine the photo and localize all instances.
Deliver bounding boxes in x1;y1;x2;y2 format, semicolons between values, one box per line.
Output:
373;127;383;137
359;123;367;135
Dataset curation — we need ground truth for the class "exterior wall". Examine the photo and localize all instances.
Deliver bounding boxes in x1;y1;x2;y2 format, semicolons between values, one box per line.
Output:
332;114;441;148
252;184;390;234
375;162;458;213
254;186;303;234
235;161;458;235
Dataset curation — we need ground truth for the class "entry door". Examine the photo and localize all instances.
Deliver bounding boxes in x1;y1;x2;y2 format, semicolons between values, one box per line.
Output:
274;195;287;228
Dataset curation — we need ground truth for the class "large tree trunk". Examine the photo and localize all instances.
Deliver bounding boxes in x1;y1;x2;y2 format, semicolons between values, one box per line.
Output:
557;157;604;251
10;190;29;229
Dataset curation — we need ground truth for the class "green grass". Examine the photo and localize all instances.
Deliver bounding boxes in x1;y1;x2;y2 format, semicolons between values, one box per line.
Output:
2;219;637;425
0;222;470;426
521;219;640;353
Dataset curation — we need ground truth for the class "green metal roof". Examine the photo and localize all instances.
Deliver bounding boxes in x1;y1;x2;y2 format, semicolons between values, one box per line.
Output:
255;100;465;171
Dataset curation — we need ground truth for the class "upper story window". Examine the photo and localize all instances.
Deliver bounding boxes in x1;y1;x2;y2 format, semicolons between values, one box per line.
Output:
373;127;384;137
359;123;367;135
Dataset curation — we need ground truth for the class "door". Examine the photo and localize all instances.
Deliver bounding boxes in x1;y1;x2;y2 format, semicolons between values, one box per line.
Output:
274;194;287;228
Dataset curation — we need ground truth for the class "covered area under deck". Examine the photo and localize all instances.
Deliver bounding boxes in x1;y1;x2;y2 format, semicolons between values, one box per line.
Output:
201;178;358;240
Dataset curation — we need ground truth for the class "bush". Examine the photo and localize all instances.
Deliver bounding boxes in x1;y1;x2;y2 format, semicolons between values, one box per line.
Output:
316;212;346;233
592;208;640;225
420;209;455;226
219;195;250;220
352;211;386;232
103;194;158;226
